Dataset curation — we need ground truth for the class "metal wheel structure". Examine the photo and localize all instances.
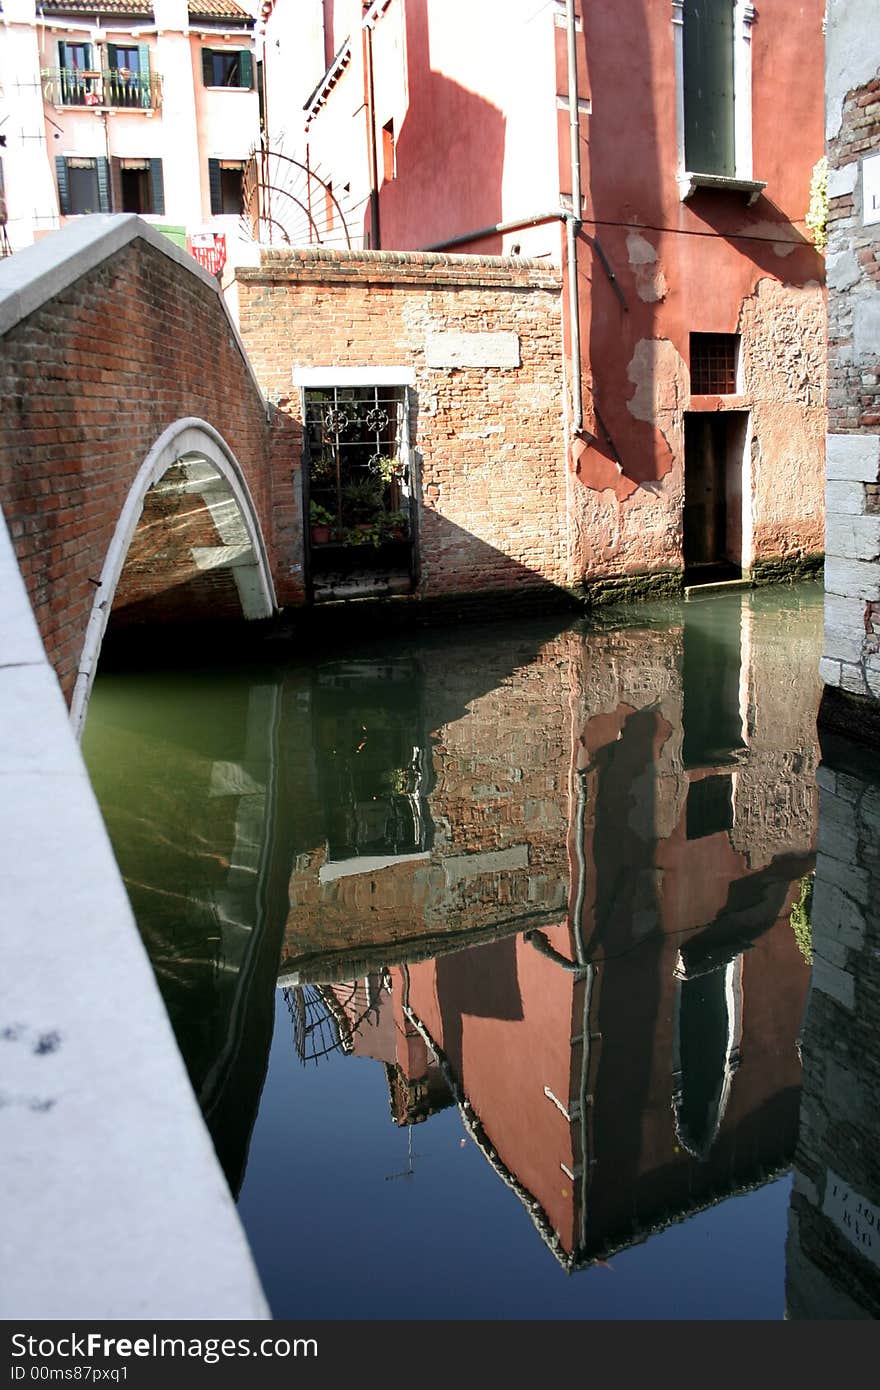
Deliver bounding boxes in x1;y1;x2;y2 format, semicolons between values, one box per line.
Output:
241;143;354;250
283;978;384;1066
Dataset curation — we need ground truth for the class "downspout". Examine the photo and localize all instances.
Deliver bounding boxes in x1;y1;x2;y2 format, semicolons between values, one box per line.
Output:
363;21;381;249
565;0;583;434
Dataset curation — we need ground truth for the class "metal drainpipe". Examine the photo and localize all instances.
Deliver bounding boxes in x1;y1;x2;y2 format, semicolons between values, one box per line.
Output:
565;0;583;434
363;21;381;249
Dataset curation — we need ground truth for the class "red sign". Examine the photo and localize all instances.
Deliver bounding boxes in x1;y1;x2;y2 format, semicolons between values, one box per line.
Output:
189;232;227;278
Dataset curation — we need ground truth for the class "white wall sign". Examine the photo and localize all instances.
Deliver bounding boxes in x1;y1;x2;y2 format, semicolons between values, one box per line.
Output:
822;1170;880;1268
863;152;880;226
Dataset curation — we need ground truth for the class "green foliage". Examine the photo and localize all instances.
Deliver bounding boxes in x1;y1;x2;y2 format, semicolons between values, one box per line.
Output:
309;501;335;526
806;157;828;252
790;872;814;964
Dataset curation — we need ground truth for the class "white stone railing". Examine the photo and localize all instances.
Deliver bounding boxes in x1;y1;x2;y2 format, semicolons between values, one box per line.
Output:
0;507;270;1319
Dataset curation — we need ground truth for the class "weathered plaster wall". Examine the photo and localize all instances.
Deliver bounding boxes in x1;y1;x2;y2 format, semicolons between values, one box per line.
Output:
821;2;880;707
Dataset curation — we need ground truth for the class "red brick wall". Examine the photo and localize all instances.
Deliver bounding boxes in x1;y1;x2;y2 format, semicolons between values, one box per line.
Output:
237;248;567;599
0;236;288;701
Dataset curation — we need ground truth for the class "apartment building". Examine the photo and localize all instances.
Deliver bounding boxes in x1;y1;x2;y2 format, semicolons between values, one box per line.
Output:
0;0;259;261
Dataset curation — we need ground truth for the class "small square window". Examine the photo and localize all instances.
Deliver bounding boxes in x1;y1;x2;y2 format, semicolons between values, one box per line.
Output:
690;332;739;395
686;775;733;840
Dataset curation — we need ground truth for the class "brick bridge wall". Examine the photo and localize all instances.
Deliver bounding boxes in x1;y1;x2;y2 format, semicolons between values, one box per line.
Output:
0;218;298;705
237;248;567;601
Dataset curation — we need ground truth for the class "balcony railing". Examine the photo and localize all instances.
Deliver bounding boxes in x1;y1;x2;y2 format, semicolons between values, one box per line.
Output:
41;68;163;112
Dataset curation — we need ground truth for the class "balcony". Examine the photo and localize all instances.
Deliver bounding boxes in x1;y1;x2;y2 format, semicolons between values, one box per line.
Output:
41;68;163;112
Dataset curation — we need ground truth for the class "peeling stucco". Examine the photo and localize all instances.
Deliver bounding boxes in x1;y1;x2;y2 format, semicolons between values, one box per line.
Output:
626;338;685;424
626;231;668;303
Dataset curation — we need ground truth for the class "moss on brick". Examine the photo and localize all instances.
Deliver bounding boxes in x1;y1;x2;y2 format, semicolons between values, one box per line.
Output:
568;569;683;608
750;552;824;585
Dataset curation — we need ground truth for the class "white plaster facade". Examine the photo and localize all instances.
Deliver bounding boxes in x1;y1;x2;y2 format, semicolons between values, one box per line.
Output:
0;0;260;266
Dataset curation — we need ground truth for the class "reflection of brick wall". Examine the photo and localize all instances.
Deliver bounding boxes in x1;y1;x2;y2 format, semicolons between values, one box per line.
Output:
282;635;574;967
237;249;566;599
0;236;284;700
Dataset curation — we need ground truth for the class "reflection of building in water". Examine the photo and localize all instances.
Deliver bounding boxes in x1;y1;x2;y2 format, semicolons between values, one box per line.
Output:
283;589;822;1267
786;739;880;1319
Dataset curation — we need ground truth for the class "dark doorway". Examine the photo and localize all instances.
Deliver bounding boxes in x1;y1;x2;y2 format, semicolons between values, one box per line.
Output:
684;411;747;582
303;384;417;602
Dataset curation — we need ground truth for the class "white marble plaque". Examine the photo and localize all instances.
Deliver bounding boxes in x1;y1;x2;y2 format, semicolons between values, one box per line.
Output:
822;1170;880;1268
863;152;880;226
425;332;521;369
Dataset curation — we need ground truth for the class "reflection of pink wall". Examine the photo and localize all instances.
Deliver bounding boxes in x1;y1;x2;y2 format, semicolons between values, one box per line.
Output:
401;939;581;1252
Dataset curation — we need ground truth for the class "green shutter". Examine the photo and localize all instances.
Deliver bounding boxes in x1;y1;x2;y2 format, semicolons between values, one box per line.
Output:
55;156;70;215
96;157;111;213
57;39;68;67
239;50;253;89
149;159;165;216
106;42;117;68
202;48;214;86
683;0;735;176
208;158;222;214
138;43;151;107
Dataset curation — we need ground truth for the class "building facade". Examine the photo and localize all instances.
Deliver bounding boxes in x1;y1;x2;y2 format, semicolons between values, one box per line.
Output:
0;0;260;265
819;0;880;731
258;0;827;601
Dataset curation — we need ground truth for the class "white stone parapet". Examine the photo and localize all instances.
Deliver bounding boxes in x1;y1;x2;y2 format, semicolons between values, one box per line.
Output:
0;506;270;1320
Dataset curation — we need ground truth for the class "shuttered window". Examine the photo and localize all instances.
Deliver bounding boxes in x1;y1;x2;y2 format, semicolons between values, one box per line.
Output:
111;157;165;215
56;156;110;215
683;0;735;176
201;48;253;89
208;159;245;215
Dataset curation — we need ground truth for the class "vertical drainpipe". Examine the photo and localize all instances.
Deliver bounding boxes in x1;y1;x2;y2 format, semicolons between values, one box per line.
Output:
363;19;381;250
565;0;583;433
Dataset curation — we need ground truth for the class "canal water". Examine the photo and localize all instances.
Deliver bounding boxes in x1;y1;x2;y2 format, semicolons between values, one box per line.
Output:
83;583;827;1319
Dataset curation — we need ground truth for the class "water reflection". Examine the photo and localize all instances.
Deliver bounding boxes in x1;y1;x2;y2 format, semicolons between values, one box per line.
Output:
786;735;880;1319
84;585;826;1316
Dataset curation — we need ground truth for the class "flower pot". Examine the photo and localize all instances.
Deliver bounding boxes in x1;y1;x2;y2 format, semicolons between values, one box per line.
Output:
311;523;332;545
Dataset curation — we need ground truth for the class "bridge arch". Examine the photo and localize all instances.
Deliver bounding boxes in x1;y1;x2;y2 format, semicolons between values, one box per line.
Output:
70;417;277;738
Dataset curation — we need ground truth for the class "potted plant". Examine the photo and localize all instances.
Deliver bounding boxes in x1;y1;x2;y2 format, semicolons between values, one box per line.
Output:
370;453;403;485
382;509;409;542
309;501;335;545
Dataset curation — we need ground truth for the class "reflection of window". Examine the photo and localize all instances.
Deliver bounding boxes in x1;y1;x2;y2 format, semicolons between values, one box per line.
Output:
208;159;245;215
202;48;253;89
56;156;110;214
672;955;743;1159
686;774;733;840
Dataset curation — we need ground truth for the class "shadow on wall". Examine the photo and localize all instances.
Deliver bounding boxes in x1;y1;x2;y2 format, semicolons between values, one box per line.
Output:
363;0;507;252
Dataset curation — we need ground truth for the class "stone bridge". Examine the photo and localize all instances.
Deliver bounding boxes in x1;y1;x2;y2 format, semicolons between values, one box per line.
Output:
0;215;300;733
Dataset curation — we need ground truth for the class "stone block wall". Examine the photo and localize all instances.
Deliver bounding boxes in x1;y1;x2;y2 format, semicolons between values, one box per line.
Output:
821;4;880;708
237;248;567;601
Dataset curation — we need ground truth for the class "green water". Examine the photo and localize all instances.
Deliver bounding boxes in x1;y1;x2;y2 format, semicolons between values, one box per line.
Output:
83;583;825;1317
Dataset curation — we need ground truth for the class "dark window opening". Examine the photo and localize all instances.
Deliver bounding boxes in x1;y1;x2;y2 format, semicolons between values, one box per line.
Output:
120;164;151;213
209;160;245;215
683;0;735;177
686;775;734;840
690;332;739;395
382;119;395;182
